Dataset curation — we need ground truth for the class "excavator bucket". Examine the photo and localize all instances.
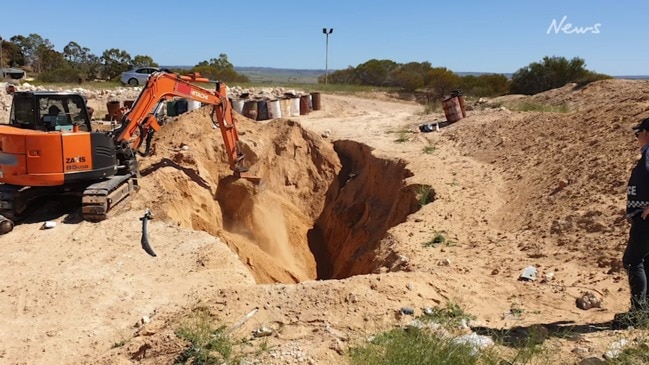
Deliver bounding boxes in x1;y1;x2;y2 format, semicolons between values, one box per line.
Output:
231;149;261;185
238;172;262;185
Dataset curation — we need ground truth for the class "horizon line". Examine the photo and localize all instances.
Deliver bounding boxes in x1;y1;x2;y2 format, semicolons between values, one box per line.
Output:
159;65;649;79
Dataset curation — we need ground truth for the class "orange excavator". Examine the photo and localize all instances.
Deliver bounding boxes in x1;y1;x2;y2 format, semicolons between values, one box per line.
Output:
0;71;251;234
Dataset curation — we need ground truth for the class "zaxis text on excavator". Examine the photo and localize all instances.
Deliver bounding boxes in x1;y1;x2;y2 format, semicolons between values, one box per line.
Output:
0;71;252;234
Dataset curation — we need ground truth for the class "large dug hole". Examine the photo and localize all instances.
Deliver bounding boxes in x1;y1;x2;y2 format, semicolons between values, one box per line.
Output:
307;141;431;279
136;110;432;283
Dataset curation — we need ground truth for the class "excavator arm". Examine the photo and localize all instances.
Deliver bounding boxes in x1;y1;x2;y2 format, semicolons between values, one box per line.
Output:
112;71;248;174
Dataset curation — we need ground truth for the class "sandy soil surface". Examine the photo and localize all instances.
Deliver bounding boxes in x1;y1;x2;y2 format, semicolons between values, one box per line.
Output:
1;79;649;364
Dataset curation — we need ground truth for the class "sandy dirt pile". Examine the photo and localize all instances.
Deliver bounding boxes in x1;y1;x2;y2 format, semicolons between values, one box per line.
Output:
130;108;341;283
0;209;255;365
3;79;649;365
449;79;649;268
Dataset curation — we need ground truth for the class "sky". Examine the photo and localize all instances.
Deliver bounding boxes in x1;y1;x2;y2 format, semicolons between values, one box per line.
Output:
1;0;648;76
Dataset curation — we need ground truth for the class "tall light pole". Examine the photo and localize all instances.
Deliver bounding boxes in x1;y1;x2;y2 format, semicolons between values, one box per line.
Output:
322;28;333;84
0;36;4;80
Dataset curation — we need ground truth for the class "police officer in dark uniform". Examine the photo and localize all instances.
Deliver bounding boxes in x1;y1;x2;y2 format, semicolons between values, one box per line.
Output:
615;117;649;328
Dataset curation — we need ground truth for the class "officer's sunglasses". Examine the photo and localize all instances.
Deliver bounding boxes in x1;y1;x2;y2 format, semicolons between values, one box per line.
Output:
636;129;643;138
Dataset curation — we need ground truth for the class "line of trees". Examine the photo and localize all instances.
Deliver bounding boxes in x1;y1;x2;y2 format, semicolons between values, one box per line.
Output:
321;56;611;98
0;33;248;84
191;54;249;83
509;56;610;95
0;33;612;95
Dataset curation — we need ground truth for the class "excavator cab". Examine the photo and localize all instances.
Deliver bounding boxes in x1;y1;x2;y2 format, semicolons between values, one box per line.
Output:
0;90;121;229
8;92;92;133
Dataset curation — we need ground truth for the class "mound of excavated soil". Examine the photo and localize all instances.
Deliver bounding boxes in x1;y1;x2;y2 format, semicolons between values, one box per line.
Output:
447;78;649;270
129;108;340;283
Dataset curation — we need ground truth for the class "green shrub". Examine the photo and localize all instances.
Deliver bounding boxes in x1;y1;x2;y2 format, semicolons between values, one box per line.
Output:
416;185;435;206
574;71;612;88
609;341;649;364
390;128;413;143
423;233;452;248
421;302;475;328
422;145;436;154
423;102;441;114
37;67;82;83
349;327;492;365
111;339;127;349
174;308;235;364
460;74;510;97
395;132;410;143
510;56;609;95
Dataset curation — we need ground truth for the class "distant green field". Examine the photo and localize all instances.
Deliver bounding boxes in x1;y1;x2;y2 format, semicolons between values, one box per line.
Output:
235;67;324;85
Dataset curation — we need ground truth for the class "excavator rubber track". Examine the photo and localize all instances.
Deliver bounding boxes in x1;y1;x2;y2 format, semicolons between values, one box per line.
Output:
81;174;137;221
0;184;19;234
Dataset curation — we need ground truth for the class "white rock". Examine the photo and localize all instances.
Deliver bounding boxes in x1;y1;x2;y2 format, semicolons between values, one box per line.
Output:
452;332;494;355
604;339;629;359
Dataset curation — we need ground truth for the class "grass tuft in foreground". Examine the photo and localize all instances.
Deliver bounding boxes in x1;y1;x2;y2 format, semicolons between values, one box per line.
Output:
349;327;493;365
174;307;238;365
416;185;435;207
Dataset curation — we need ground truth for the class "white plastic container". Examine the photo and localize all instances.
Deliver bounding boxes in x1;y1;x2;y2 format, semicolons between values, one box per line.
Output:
290;97;300;117
231;98;245;114
279;98;291;118
187;100;201;112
